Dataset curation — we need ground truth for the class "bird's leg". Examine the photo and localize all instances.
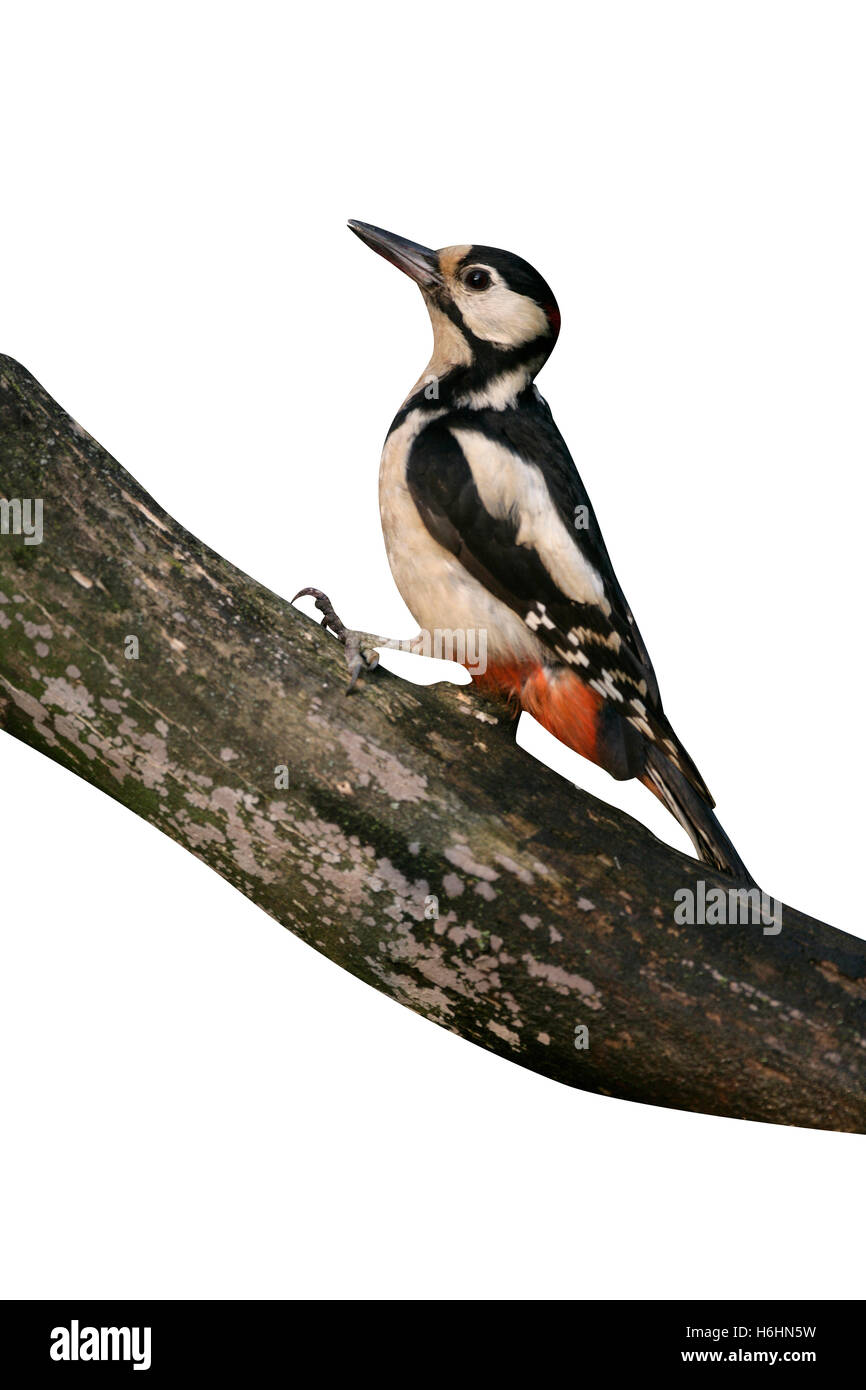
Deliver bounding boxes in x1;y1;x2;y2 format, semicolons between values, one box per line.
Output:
292;588;421;693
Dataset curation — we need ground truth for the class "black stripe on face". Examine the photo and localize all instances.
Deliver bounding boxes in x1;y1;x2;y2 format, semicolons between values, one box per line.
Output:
427;296;553;383
455;245;561;339
424;250;558;387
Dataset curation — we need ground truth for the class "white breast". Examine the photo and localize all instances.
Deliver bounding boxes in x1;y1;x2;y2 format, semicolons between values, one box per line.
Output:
378;409;546;665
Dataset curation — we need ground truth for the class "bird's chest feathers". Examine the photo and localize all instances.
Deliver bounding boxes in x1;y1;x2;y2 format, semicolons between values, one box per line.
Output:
379;408;463;630
379;411;548;662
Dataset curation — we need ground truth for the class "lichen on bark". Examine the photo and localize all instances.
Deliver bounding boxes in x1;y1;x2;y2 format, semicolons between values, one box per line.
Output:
1;355;864;1132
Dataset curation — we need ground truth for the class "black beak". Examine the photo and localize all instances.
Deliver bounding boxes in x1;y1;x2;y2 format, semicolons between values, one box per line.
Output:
348;220;442;289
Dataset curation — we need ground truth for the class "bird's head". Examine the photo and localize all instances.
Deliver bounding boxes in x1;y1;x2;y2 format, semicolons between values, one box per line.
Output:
348;220;560;406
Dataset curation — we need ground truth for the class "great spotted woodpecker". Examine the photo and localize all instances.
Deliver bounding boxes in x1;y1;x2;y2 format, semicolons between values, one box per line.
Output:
296;220;753;884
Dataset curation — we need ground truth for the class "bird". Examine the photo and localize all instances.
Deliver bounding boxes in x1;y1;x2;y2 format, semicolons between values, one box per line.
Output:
295;219;753;884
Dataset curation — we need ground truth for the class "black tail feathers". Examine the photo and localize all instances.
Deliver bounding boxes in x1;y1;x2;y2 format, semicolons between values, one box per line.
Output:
644;745;755;888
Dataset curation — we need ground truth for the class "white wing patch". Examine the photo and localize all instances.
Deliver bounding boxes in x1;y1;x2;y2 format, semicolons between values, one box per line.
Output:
450;427;611;613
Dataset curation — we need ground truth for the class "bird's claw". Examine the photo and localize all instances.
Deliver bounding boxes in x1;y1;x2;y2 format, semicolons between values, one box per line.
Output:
292;587;379;693
292;587;347;642
344;635;380;693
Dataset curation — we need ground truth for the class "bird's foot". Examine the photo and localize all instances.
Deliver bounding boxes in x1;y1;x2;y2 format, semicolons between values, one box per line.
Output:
292;587;382;693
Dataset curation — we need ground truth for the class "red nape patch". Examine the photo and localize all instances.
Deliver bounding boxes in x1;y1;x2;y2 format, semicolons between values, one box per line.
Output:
474;663;602;764
543;302;561;338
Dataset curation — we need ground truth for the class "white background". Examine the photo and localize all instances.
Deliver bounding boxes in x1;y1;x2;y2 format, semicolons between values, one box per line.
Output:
1;1;863;1300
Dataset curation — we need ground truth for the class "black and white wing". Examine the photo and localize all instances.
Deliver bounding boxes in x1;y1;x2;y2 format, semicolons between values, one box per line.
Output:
405;396;712;801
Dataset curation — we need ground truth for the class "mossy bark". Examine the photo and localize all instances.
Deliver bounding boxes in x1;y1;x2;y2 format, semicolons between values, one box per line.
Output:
1;355;864;1132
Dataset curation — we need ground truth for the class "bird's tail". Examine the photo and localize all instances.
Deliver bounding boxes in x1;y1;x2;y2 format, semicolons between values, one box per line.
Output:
642;744;755;887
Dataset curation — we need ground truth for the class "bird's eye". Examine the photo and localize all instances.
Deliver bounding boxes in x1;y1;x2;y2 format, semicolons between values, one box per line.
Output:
463;267;492;291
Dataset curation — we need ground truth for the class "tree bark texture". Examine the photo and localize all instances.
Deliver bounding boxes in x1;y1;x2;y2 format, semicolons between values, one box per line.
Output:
1;355;864;1132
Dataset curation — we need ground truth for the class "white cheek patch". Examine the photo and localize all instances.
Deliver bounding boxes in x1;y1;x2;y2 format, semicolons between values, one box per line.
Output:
454;279;550;347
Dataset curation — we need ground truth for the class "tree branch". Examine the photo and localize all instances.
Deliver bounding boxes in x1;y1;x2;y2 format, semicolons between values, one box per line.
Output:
1;355;864;1132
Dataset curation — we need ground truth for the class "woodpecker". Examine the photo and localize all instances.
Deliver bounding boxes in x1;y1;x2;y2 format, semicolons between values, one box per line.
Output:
297;220;753;884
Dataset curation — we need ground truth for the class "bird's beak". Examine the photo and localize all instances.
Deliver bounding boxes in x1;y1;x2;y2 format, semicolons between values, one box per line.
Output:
348;220;442;289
